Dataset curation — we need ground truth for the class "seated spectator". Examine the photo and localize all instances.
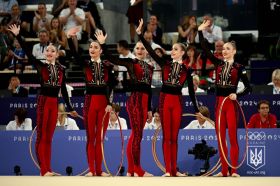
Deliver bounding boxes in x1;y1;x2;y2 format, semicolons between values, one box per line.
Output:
59;0;85;52
6;108;32;130
247;100;277;128
144;108;161;130
50;17;67;48
116;40;135;89
182;75;205;95
143;31;162;50
78;0;105;40
3;38;28;73
184;45;212;76
143;15;163;46
32;29;50;63
8;76;28;97
56;103;79;130
268;69;280;94
177;15;197;46
184;106;214;129
32;3;53;33
0;20;14;68
0;0;18;23
195;14;223;50
107;103;127;130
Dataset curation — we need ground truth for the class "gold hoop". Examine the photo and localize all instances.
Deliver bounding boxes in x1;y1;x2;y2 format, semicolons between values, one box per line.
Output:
217;96;248;169
152;113;218;176
29;116;89;176
101;111;125;176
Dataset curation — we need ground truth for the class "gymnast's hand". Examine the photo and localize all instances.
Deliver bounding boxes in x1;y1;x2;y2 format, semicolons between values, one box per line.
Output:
8;24;20;36
105;105;112;113
69;110;78;117
229;93;237;100
136;18;143;35
95;29;107;44
198;20;211;31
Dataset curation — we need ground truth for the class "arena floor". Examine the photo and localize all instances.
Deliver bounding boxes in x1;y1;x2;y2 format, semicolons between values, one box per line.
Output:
1;176;280;186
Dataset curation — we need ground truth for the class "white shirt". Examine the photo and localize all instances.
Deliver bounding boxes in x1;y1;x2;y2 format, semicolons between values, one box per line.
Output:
59;7;85;40
182;87;205;95
195;24;223;44
107;117;128;130
118;52;134;81
56;117;79;130
119;51;135;59
6;118;32;131
32;13;54;32
268;82;280;94
184;120;214;129
144;118;160;130
32;43;47;62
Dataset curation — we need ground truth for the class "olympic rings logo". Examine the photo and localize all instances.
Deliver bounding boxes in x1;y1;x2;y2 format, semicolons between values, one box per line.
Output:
247;132;266;141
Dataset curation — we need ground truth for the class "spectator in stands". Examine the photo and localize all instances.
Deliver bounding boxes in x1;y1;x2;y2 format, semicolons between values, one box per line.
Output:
117;40;135;59
126;0;143;43
144;108;161;130
184;106;214;129
144;15;163;46
184;45;213;83
268;69;280;94
107;103;127;130
8;76;28;97
49;30;66;58
6;108;32;130
32;29;50;62
52;0;68;17
196;14;223;50
143;31;162;50
78;0;105;40
150;48;164;88
56;103;79;130
3;38;27;72
205;40;224;83
182;75;205;95
0;0;18;23
0;19;14;68
247;100;277;128
214;40;224;60
32;3;53;33
116;40;135;89
50;17;67;48
177;15;197;46
6;4;30;37
59;0;85;52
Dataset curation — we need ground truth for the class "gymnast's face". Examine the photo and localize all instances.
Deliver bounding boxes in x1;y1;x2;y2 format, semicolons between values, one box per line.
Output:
222;43;236;61
134;42;147;60
89;41;102;60
45;45;59;63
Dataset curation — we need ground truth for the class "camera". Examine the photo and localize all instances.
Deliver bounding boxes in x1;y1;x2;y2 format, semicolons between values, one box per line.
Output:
188;139;217;160
188;140;217;175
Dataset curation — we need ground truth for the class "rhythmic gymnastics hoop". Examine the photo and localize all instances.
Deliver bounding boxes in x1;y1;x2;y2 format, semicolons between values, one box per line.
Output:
29;113;89;176
101;110;125;176
152;113;220;176
217;96;248;169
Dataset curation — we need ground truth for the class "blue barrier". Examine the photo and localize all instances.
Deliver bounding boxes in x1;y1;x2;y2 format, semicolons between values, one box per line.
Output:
0;94;279;129
0;129;279;176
